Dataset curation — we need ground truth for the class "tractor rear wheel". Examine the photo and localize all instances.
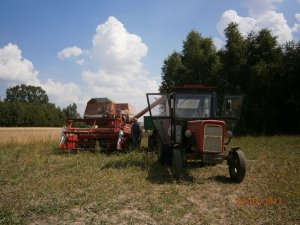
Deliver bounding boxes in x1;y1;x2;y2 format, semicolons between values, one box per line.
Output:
171;148;183;181
228;149;246;183
148;134;156;152
157;139;171;165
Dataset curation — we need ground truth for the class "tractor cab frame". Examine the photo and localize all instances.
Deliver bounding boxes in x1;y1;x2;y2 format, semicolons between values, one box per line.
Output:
145;85;246;181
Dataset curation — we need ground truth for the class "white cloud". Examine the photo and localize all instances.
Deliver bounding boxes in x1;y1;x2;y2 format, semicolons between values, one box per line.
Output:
76;59;85;66
58;46;83;59
81;16;158;113
0;43;82;109
217;10;256;37
255;10;293;43
91;16;148;71
213;37;224;50
55;16;157;114
243;0;283;16
217;1;299;44
41;79;82;107
292;13;300;33
0;16;159;116
0;43;40;85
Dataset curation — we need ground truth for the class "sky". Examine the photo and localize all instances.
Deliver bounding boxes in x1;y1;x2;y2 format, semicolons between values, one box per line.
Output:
0;0;299;116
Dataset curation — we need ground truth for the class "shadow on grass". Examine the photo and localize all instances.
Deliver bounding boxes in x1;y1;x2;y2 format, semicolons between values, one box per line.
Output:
97;149;150;170
100;158;147;170
51;147;78;156
146;161;196;184
184;162;237;184
207;175;234;184
51;147;121;156
51;148;234;185
146;162;173;184
96;150;197;184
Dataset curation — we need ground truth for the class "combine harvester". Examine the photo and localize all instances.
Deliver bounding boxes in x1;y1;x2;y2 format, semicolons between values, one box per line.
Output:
59;97;159;151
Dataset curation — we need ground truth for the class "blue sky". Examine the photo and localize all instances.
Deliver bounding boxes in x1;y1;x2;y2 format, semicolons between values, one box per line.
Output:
0;0;299;115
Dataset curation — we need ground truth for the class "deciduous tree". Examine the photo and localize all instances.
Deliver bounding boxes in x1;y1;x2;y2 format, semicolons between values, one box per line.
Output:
5;84;49;104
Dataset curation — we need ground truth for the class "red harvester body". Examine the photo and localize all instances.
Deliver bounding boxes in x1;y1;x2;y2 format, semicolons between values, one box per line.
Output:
59;98;150;151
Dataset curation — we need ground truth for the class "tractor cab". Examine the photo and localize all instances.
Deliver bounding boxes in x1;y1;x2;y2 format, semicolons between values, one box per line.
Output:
145;85;246;182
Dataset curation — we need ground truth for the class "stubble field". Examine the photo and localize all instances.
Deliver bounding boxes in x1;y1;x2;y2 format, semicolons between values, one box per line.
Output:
0;128;299;225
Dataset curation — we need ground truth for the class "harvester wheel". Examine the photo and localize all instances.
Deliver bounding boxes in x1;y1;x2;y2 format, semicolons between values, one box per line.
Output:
158;139;171;165
171;148;183;181
125;139;135;151
228;149;246;183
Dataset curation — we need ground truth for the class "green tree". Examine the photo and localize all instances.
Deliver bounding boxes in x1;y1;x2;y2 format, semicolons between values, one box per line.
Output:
0;85;66;127
279;41;300;133
219;22;245;93
62;103;80;119
5;84;49;104
159;51;185;93
181;30;220;85
158;26;299;135
242;29;282;134
0;102;10;126
160;30;221;93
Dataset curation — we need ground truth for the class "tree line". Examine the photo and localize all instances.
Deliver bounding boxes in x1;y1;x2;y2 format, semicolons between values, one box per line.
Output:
160;23;300;135
0;84;79;127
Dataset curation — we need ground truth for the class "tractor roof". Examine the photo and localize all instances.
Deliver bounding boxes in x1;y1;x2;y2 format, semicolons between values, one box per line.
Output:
172;85;216;92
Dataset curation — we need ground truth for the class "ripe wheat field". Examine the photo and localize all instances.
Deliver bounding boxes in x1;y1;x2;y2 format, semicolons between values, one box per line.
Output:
0;128;299;225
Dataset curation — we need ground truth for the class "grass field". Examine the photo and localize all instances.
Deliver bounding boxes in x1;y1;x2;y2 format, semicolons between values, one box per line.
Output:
0;128;299;225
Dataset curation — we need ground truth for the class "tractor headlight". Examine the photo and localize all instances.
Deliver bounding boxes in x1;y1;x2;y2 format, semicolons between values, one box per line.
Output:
226;130;233;138
185;130;193;138
225;130;233;145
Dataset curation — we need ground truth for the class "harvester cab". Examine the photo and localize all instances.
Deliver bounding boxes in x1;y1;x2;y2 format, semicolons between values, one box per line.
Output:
145;85;246;182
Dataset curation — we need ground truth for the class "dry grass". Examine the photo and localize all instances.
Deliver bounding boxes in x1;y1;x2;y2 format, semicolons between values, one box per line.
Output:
0;130;299;225
0;127;61;144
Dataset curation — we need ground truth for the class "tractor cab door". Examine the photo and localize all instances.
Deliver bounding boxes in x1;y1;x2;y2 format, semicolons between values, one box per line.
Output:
146;93;171;145
220;95;244;130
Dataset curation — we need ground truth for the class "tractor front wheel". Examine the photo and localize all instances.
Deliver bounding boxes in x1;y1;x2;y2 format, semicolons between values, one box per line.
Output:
171;148;183;181
228;149;246;183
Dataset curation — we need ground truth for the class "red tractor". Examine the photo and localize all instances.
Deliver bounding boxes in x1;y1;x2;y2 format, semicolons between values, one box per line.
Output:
145;85;246;182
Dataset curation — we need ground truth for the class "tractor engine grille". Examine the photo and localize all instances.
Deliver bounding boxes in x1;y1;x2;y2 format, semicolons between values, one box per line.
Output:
203;125;223;153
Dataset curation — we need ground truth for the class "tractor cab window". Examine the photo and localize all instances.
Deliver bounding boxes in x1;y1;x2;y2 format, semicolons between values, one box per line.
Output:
147;94;169;116
146;94;171;145
175;94;212;118
221;95;244;119
219;95;244;131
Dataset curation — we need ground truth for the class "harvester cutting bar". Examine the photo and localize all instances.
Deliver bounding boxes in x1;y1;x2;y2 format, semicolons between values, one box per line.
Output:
64;128;116;134
59;114;124;150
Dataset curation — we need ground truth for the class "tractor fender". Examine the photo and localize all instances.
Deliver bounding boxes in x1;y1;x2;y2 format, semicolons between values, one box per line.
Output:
230;146;240;151
227;146;241;165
